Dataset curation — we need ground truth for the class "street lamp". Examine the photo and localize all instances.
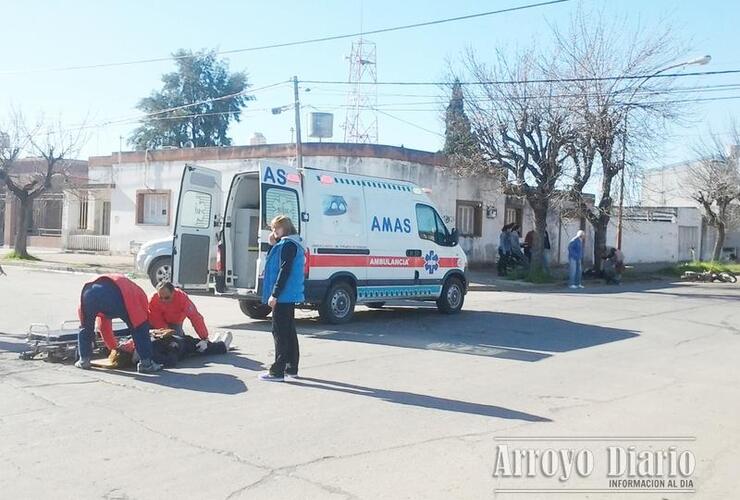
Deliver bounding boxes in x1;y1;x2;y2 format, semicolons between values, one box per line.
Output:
616;55;711;250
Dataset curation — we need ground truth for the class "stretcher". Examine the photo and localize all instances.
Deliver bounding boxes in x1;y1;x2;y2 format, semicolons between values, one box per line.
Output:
19;320;131;362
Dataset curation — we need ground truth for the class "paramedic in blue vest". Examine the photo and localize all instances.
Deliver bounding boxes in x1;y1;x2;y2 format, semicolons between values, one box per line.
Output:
258;215;306;382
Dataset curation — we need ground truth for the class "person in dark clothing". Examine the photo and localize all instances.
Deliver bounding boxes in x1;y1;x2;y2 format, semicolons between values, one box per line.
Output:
524;230;534;263
258;215;305;382
110;329;232;369
152;331;231;367
76;274;162;373
523;228;552;268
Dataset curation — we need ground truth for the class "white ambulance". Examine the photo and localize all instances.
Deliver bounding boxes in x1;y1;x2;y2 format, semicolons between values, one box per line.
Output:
171;161;468;323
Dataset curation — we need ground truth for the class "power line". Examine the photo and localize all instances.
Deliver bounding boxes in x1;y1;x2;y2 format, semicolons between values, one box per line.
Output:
0;0;569;75
302;69;740;86
372;108;444;137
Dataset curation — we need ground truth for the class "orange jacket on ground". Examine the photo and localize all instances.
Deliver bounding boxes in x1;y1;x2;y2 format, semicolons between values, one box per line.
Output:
148;288;209;340
78;274;150;350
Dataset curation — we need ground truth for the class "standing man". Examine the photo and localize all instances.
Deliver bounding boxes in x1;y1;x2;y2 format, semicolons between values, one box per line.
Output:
258;215;305;382
497;224;512;275
523;229;535;263
568;230;586;289
77;274;162;373
149;282;208;340
509;224;525;263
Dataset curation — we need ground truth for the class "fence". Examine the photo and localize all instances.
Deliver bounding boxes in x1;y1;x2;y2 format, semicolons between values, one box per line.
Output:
64;234;110;252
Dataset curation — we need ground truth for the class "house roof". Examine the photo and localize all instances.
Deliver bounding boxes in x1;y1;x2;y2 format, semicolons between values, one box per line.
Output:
88;142;446;168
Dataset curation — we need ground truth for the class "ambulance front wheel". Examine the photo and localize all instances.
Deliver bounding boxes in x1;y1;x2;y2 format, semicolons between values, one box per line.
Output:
319;282;356;324
437;277;465;314
239;300;272;320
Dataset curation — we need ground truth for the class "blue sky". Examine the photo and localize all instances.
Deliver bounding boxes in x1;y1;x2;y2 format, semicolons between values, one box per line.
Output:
1;0;739;166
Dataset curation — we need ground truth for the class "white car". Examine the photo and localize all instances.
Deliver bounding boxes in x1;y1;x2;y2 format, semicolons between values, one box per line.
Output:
135;237;173;286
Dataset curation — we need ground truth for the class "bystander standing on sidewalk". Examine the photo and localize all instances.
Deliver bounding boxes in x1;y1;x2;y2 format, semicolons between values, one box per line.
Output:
568;230;586;289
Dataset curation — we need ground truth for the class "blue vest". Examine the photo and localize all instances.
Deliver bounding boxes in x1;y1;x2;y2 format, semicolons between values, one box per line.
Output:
262;236;305;304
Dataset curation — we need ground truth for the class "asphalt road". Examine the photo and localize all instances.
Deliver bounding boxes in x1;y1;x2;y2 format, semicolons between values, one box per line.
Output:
0;268;738;499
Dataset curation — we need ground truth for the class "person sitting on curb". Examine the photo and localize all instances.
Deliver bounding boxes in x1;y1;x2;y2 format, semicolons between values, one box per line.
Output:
602;247;625;285
77;274;162;373
149;281;211;353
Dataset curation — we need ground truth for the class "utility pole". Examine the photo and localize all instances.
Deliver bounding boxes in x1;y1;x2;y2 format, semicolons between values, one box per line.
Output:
293;76;303;169
616;55;711;250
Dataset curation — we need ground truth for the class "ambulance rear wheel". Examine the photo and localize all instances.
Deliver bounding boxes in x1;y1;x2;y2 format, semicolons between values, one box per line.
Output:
437;277;464;314
319;282;356;324
239;300;272;320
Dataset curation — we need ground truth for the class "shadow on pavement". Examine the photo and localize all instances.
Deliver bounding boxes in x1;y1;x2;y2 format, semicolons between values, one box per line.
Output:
289;376;551;422
223;308;638;363
113;369;249;395
177;350;265;372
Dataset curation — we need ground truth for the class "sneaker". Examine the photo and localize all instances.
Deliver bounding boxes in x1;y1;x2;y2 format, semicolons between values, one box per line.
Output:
258;372;284;382
568;285;578;289
221;331;233;351
137;359;163;373
284;373;299;381
75;358;92;370
212;332;224;343
578;285;585;289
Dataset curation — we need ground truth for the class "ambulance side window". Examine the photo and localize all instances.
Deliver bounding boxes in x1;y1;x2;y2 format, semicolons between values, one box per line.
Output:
262;186;300;231
416;204;452;246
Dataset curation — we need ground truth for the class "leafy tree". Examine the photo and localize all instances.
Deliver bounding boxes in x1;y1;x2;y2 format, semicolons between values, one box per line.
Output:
129;49;253;149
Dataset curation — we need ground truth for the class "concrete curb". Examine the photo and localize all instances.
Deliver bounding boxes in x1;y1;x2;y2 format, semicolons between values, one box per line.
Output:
1;259;138;277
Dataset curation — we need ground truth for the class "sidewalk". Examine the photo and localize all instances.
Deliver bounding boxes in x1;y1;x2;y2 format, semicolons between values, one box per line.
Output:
0;247;136;276
1;248;669;290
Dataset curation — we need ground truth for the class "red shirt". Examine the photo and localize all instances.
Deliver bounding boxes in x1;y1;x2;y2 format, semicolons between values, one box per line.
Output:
78;274;150;350
148;289;209;340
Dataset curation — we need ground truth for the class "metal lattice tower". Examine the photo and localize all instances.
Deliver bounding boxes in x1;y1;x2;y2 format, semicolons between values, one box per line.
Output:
343;38;378;143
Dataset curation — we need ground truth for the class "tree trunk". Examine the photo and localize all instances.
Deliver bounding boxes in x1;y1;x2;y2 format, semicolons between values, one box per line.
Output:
712;222;725;261
528;196;549;275
591;215;609;273
589;171;615;273
13;196;31;258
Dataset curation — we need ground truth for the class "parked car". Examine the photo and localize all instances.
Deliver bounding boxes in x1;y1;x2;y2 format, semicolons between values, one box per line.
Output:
135;237;173;286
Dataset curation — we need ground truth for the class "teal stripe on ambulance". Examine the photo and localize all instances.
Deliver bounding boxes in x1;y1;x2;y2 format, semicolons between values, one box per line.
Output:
357;285;442;300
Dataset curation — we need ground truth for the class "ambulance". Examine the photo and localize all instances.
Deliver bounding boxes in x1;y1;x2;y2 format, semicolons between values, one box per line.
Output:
171;161;468;323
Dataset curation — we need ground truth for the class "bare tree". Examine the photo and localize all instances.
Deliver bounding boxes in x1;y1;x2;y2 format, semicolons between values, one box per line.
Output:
0;114;86;259
552;8;688;270
689;125;740;260
456;49;575;274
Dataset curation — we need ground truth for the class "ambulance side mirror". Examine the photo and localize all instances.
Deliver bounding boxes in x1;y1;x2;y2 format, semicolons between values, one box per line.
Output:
450;228;459;246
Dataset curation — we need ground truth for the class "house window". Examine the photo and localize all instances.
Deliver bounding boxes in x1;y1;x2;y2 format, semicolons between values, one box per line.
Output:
456;200;482;237
78;195;89;230
505;207;522;227
136;190;170;226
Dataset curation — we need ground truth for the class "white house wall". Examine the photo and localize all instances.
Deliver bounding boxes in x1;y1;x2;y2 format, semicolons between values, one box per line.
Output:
96;156;506;262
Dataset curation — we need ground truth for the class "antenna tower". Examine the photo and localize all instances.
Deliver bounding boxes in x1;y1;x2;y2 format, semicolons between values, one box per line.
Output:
343;38;378;143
